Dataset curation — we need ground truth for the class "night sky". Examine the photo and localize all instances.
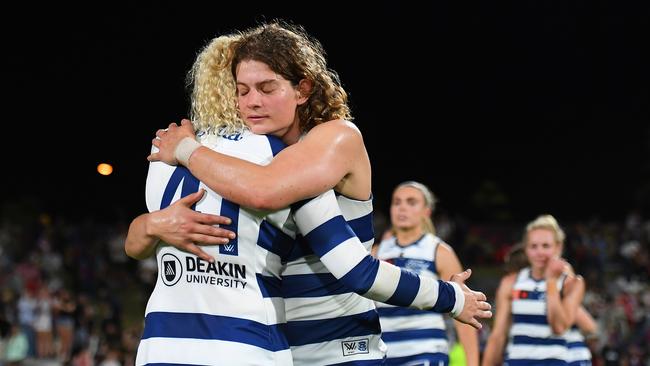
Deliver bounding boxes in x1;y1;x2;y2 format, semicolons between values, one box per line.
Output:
4;2;649;224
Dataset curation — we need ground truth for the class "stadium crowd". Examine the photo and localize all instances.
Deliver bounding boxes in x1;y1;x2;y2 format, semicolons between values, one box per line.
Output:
0;201;648;365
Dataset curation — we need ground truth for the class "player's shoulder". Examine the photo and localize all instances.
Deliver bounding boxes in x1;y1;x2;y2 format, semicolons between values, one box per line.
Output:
436;239;455;253
501;272;518;288
310;119;363;140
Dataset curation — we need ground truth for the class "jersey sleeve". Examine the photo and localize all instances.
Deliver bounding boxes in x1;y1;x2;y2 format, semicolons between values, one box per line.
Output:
292;190;464;315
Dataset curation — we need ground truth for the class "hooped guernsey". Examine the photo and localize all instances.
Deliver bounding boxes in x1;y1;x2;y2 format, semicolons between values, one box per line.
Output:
135;129;466;366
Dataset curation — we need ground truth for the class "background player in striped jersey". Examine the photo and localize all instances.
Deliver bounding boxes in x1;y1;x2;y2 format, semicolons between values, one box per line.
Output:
500;243;598;366
372;181;479;366
145;21;491;365
481;215;585;366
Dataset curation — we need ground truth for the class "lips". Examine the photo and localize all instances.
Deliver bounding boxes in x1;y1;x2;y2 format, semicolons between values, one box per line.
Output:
246;115;268;122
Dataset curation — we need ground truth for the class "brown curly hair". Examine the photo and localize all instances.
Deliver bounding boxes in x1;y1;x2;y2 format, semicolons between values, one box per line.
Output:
230;21;352;132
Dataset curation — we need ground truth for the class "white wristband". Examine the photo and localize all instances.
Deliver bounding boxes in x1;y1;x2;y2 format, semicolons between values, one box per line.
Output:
449;281;465;319
174;137;201;166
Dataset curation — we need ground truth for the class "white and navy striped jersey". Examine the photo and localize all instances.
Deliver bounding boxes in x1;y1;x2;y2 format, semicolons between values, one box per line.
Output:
136;130;467;366
283;195;465;366
283;193;384;365
505;267;568;366
136;130;293;366
375;233;450;366
566;326;591;366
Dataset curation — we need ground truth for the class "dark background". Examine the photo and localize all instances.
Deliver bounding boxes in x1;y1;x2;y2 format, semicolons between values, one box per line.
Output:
3;1;649;224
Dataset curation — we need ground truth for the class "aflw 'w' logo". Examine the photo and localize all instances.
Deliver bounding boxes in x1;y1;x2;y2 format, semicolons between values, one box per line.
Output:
223;244;235;252
341;339;369;356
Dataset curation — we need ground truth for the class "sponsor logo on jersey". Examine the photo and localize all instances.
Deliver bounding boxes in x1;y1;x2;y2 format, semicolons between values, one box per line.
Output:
185;256;247;289
161;254;248;289
341;338;369;356
161;253;182;286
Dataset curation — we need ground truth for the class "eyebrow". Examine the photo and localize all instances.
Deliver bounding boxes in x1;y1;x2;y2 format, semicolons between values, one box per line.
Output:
236;79;278;87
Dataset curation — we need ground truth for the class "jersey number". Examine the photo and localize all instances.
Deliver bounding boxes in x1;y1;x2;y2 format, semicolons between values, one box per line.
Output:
161;166;240;256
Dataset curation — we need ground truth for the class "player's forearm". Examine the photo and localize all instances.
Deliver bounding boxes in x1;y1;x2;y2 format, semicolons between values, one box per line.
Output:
188;146;301;210
546;281;569;334
455;323;479;366
295;191;462;314
576;306;597;334
321;238;462;313
481;335;505;366
561;280;585;327
124;213;159;260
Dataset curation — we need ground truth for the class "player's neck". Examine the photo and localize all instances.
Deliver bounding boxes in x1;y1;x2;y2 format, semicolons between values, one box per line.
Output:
395;229;424;247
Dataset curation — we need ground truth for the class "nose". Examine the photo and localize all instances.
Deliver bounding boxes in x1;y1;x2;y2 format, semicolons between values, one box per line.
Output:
242;89;262;109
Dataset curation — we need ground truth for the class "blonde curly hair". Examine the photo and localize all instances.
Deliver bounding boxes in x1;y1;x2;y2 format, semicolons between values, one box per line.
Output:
187;34;245;134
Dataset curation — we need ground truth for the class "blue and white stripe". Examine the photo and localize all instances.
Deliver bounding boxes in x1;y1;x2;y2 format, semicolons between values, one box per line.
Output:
286;192;463;365
566;326;591;366
284;192;385;365
505;267;568;366
137;131;293;366
139;131;466;366
375;234;450;365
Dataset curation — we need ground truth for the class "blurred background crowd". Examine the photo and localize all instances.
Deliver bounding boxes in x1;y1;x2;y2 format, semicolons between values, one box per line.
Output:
0;199;648;365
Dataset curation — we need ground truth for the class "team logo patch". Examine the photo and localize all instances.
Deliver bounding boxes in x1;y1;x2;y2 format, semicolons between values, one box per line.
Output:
512;289;545;300
161;253;182;286
403;258;430;274
341;338;369;356
512;290;529;299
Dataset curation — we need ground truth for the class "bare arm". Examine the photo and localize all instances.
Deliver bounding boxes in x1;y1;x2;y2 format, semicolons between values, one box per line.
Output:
558;274;585;333
437;243;479;366
544;258;566;334
125;212;159;260
481;274;515;366
148;119;365;210
575;306;597;335
561;262;595;335
124;190;235;262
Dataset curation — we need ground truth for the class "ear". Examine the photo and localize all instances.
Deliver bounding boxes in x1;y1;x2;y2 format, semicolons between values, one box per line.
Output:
297;79;313;105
